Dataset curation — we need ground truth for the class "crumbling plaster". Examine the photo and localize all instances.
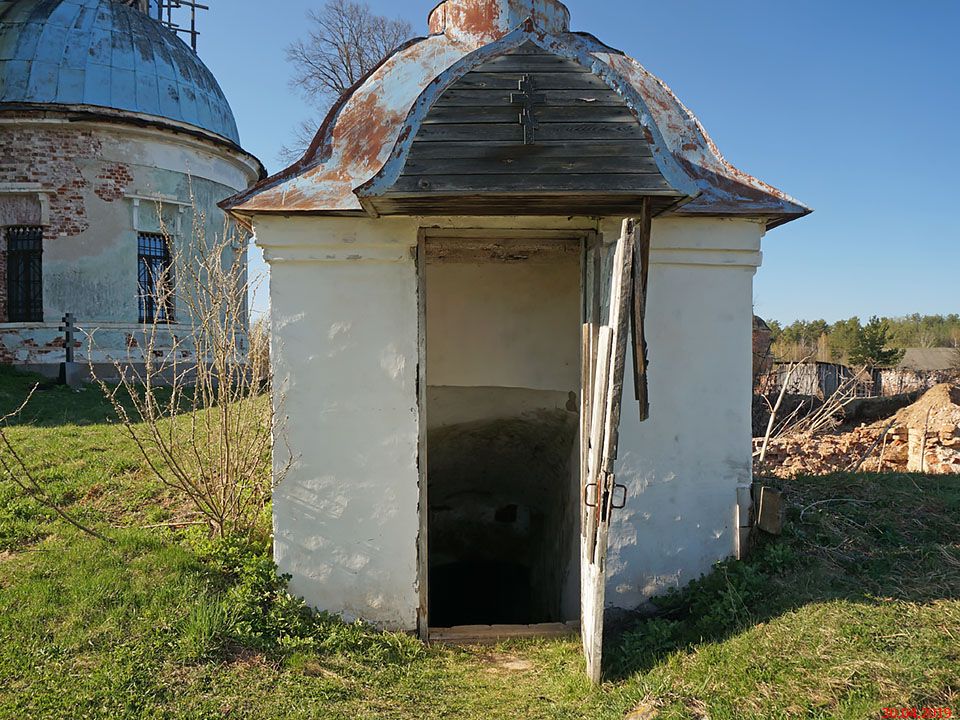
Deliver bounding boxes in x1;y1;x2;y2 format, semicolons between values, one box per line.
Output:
0;117;259;363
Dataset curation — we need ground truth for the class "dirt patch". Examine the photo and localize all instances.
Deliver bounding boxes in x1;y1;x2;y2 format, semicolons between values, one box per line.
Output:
625;701;660;719
477;652;534;673
230;649;266;668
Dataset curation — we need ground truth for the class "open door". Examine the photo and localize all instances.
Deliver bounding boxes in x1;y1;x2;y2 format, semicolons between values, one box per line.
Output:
580;204;651;683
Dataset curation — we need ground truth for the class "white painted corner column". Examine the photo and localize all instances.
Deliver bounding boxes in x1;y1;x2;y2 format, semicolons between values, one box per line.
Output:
255;216;423;630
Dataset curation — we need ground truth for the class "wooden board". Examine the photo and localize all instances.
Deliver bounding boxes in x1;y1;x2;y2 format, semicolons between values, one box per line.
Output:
393;172;672;194
435;88;626;106
371;42;682;215
581;222;636;685
413;121;647;143
756;487;784;535
402;155;660;176
407;139;654;159
631;199;652;419
581;325;611;684
424;236;581;263
452;71;611;90
420;228;598;241
600;220;636;472
416;232;429;641
429;623;579;645
368;194;679;218
422;105;636;124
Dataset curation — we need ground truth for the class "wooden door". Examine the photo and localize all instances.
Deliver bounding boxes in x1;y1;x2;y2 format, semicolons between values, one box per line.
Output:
580;213;647;684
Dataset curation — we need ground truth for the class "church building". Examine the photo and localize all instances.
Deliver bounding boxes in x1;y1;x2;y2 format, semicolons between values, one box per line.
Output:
0;0;262;373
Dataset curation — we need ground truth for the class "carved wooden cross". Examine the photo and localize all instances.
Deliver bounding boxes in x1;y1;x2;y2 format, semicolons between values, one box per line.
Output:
511;74;545;145
59;313;76;363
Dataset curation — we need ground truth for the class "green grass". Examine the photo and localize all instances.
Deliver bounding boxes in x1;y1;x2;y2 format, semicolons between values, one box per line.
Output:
0;367;958;719
0;367;180;552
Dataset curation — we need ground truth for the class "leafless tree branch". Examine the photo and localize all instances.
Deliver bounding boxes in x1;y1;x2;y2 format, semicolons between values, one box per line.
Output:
281;0;412;160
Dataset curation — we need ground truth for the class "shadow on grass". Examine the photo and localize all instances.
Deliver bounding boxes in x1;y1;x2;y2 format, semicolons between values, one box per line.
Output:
0;366;196;428
604;472;960;680
1;528;424;670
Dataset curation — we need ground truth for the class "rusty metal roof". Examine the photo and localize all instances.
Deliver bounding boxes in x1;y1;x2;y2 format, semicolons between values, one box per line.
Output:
0;0;241;144
223;0;810;228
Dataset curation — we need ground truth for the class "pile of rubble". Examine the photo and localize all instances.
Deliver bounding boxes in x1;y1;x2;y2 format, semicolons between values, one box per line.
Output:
756;384;960;477
890;383;960;473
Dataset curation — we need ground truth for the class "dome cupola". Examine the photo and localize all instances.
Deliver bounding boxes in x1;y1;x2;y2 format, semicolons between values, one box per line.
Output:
0;0;240;144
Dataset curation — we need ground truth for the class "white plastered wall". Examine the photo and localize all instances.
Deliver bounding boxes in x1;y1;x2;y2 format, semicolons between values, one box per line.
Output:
256;213;762;630
425;255;581;428
599;216;763;611
426;258;580;392
257;215;423;629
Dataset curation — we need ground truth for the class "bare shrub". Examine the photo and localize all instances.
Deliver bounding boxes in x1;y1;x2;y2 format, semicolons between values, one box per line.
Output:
90;203;283;538
756;356;811;469
756;358;873;473
248;317;272;393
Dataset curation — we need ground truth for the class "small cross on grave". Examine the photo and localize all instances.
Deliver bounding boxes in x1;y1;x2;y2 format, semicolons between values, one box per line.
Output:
59;313;76;364
511;74;546;145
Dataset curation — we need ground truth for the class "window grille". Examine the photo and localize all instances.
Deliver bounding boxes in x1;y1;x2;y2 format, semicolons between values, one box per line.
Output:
138;232;175;323
6;227;43;322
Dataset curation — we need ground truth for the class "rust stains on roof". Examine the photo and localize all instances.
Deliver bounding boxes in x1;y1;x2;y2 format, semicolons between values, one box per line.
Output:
429;0;504;44
221;0;810;229
427;0;570;44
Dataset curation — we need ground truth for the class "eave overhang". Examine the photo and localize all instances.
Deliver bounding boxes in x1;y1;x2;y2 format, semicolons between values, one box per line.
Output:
0;103;267;181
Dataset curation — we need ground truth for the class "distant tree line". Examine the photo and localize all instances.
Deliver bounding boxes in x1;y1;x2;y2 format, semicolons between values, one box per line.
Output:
767;314;960;367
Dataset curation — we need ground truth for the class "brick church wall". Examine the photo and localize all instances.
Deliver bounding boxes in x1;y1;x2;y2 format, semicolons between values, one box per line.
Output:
0;125;115;240
0;123;135;324
0;115;257;366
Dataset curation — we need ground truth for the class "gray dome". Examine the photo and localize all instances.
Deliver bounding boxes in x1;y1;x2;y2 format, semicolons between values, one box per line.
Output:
0;0;240;144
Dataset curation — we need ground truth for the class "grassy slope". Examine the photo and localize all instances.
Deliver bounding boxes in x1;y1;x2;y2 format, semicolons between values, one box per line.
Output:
0;367;957;719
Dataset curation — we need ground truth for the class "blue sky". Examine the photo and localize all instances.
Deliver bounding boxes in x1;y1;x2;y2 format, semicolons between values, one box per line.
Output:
195;0;959;324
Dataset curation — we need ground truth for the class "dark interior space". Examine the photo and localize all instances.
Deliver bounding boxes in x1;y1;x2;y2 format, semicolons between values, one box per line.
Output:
427;408;578;627
430;561;532;627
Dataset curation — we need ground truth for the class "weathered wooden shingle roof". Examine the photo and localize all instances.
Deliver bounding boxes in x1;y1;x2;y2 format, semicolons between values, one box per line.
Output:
224;0;810;228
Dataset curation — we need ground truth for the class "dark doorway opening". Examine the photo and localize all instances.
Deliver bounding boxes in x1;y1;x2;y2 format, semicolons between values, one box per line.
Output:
421;233;584;632
427;410;578;627
430;560;531;627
